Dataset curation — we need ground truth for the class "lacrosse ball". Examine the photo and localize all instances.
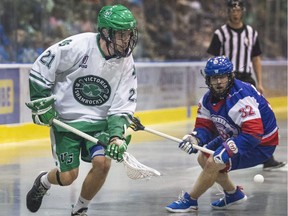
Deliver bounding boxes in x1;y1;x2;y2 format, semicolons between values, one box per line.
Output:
253;174;264;183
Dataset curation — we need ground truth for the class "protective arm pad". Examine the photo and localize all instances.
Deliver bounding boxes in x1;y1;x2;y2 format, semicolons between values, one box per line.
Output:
205;136;223;150
107;114;131;139
193;128;216;147
223;139;238;157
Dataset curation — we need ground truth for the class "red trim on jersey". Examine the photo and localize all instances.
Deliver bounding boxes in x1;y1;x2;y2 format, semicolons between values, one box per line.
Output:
242;119;278;146
261;130;279;146
210;99;225;112
195;118;217;132
241;119;263;140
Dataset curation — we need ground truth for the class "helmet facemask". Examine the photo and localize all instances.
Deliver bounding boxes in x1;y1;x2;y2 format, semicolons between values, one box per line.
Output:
205;74;234;99
99;27;138;58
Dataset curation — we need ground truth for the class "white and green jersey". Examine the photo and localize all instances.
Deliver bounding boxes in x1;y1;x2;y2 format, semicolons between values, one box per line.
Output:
29;32;137;125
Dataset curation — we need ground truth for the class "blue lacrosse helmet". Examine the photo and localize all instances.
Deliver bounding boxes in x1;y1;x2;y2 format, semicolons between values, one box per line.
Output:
204;56;234;98
204;56;233;77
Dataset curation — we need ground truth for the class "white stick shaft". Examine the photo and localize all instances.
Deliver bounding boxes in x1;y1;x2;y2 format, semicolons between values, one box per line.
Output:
144;127;214;155
54;119;214;155
52;119;100;144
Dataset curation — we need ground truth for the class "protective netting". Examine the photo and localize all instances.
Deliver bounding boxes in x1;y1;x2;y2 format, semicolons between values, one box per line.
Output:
122;152;161;180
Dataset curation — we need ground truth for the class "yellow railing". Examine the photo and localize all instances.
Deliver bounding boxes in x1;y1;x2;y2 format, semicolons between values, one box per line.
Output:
0;96;287;144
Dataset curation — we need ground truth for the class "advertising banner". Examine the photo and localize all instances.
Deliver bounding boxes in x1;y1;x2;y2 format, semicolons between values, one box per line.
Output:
0;69;20;124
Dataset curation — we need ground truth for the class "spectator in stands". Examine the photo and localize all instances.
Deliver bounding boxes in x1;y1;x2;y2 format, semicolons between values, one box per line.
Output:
0;24;11;62
12;27;40;63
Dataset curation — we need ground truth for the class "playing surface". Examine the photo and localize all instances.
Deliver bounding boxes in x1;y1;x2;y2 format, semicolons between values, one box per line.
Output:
0;120;287;216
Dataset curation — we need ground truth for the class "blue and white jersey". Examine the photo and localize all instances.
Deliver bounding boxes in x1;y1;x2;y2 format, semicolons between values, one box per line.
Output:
194;79;278;155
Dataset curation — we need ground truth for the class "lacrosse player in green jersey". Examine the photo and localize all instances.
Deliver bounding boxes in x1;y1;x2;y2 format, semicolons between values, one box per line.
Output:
25;4;138;215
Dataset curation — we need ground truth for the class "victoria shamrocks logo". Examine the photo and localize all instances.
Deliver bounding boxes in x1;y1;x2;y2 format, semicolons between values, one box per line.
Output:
73;75;111;106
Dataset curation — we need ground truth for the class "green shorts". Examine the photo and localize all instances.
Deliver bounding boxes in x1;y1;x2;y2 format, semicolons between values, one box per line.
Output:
50;128;110;172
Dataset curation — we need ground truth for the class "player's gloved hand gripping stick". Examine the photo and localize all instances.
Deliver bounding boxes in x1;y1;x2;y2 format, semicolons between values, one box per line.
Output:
25;96;57;126
52;118;161;180
129;117;214;155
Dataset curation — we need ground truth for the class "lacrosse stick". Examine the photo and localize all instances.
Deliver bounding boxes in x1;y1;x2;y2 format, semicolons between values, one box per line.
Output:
129;117;214;155
52;118;161;180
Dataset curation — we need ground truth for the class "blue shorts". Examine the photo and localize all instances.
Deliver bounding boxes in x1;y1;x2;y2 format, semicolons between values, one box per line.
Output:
230;145;276;171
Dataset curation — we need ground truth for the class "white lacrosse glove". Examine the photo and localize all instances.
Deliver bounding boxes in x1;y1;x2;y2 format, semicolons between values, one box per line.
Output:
178;133;199;154
25;96;57;126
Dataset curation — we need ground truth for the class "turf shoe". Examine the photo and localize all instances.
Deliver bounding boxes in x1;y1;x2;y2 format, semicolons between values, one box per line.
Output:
166;191;198;213
71;207;88;216
26;172;49;212
263;157;286;171
211;186;247;209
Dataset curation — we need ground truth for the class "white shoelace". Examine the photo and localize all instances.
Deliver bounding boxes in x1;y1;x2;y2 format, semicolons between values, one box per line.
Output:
175;191;188;204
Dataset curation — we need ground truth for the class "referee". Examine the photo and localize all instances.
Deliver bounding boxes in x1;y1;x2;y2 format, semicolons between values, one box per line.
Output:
207;0;285;170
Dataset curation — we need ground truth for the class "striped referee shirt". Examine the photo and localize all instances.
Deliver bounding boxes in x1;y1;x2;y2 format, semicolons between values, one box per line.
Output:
207;24;262;73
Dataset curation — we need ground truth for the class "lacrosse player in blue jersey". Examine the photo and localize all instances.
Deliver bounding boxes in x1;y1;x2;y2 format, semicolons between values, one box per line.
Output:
166;56;280;212
207;0;285;170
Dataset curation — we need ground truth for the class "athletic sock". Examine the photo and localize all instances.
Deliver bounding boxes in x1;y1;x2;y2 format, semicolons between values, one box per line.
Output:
73;196;90;213
190;197;197;201
225;188;237;194
41;173;51;189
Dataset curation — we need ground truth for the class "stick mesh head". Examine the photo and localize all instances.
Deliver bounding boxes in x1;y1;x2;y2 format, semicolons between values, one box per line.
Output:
122;152;161;180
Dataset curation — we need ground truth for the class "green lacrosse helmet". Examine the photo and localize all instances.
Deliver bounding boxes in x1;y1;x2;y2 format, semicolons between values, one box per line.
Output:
97;4;138;58
98;4;137;31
